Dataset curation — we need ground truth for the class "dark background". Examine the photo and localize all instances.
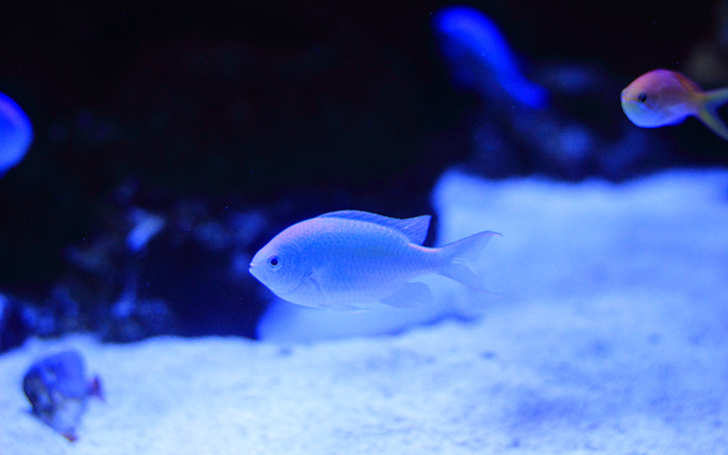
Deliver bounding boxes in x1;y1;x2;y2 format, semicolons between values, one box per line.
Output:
0;0;725;345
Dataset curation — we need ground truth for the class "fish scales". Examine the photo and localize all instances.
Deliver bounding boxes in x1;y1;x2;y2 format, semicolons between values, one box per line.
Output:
300;218;439;293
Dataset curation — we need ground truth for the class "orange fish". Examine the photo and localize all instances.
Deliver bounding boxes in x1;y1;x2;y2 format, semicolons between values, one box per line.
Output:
620;69;728;141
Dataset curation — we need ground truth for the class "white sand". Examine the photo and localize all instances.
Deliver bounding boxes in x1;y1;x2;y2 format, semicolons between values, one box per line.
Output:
2;168;727;454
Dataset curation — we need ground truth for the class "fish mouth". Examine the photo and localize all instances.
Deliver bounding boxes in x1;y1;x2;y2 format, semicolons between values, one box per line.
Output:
620;90;640;106
620;100;657;127
248;263;261;282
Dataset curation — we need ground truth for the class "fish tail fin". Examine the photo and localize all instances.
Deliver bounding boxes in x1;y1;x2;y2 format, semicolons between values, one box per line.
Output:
437;230;500;290
698;88;728;141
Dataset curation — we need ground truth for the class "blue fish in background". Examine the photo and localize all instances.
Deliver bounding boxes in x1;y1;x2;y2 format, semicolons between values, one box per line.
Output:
433;6;548;109
0;92;33;177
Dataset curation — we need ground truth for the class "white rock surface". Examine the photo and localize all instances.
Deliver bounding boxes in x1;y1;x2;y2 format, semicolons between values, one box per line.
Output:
2;168;727;454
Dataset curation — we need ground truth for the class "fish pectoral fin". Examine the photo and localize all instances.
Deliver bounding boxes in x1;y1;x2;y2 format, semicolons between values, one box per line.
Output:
303;269;322;292
304;272;326;300
380;282;434;308
303;274;367;311
303;270;340;309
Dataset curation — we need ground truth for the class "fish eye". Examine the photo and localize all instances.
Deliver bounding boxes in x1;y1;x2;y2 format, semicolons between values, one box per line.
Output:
267;255;282;270
637;92;648;103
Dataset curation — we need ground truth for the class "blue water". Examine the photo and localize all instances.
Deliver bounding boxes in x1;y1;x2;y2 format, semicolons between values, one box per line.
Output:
0;2;727;452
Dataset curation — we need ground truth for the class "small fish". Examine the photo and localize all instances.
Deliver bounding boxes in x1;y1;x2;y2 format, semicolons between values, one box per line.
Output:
22;350;103;442
126;207;166;252
0;92;33;177
621;69;728;141
433;6;548;109
249;210;499;310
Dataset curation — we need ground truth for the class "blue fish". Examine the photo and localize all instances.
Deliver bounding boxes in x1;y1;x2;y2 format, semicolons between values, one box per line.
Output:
433;6;548;109
23;350;103;442
0;92;33;177
249;210;499;311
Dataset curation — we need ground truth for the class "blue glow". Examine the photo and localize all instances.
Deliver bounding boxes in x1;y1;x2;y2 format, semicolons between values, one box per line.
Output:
433;6;548;109
0;92;33;177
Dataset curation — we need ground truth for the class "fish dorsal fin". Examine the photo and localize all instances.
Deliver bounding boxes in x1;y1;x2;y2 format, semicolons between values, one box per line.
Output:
673;71;703;94
317;210;431;245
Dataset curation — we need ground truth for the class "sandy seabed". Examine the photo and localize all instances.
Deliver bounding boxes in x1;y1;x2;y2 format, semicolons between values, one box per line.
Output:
1;168;727;454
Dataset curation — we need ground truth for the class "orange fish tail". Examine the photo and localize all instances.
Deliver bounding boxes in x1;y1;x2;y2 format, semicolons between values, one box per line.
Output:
698;88;728;141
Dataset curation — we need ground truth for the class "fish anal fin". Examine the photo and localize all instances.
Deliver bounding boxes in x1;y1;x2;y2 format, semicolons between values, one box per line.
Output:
380;282;434;308
439;261;486;291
